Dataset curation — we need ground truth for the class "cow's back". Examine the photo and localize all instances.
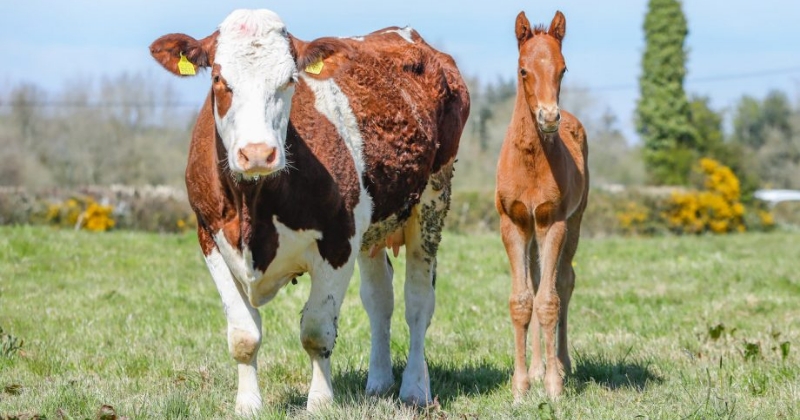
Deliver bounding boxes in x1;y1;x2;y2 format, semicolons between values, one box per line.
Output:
299;27;470;223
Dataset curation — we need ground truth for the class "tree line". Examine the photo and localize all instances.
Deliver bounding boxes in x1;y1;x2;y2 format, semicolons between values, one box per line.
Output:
636;0;800;194
2;3;798;196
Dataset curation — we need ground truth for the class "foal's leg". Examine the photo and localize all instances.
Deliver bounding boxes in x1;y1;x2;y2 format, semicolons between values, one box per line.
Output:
556;214;582;375
204;248;263;416
399;167;452;406
300;262;353;412
528;244;545;383
357;250;395;395
534;219;568;398
500;214;534;400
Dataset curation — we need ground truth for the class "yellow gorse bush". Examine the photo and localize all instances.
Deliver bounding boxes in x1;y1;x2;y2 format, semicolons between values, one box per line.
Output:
617;201;649;235
82;201;115;232
45;197;115;232
665;158;745;234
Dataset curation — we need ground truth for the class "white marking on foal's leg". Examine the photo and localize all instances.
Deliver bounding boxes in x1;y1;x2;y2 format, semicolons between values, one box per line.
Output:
358;250;395;395
205;249;263;416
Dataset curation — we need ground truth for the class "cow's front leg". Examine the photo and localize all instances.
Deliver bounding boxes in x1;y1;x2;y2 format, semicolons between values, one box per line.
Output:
301;264;352;412
204;249;263;416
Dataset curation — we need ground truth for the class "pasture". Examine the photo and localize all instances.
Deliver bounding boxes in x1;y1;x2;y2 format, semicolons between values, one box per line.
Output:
0;226;797;419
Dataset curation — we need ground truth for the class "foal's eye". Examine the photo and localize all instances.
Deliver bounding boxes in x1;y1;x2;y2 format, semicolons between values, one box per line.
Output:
520;68;528;77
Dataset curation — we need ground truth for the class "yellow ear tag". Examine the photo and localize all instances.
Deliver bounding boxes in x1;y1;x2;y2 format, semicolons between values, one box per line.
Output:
178;53;196;76
305;59;324;75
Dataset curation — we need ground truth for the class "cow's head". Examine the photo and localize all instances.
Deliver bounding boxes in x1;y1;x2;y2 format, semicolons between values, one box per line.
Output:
151;9;299;179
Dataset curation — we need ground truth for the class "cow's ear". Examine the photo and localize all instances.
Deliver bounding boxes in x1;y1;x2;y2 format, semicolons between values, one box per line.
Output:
150;31;218;77
292;36;349;78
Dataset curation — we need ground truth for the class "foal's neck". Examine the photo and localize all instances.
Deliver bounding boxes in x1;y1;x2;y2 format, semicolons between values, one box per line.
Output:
511;89;559;155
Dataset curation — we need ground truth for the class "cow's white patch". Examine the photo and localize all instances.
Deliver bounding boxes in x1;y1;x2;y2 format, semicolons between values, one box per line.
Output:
214;219;325;307
341;35;365;42
383;27;415;43
214;230;262;286
300;76;366;175
214;10;298;176
300;75;372;232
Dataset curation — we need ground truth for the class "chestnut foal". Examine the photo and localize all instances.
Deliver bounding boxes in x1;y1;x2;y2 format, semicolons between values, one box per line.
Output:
495;10;588;399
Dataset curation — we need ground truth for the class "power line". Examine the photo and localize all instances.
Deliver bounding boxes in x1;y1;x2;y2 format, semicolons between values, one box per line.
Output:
0;101;200;108
584;65;800;92
1;66;799;107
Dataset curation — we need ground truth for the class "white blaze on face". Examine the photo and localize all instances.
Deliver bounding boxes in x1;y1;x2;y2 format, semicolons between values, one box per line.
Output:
214;9;298;177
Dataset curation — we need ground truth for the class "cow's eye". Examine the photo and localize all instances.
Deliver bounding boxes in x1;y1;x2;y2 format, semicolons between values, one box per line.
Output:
213;75;221;84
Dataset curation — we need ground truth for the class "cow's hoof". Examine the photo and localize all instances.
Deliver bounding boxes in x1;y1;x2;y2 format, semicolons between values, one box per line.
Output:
306;391;333;413
399;378;432;407
366;373;395;396
234;392;262;417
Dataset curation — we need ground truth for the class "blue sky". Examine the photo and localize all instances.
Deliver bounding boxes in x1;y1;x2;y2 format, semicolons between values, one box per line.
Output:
1;0;799;142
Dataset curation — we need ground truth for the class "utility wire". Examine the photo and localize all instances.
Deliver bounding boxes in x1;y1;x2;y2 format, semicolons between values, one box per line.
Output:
585;65;800;92
2;66;799;107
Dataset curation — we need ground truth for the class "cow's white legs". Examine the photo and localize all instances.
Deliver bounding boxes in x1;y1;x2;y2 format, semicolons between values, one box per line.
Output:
300;263;352;412
399;165;452;406
400;234;435;405
358;250;395;395
205;249;263;416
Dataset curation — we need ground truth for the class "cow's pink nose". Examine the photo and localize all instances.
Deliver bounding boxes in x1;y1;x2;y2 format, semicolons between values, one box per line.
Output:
237;143;277;172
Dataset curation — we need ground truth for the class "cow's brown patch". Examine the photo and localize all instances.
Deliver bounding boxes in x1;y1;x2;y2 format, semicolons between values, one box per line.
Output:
211;64;233;118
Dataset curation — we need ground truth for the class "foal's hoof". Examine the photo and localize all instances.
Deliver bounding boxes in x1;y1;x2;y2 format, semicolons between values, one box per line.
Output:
544;373;564;399
511;373;531;402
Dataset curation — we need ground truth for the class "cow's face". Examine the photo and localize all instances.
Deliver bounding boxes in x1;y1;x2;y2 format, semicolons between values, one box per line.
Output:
150;9;297;179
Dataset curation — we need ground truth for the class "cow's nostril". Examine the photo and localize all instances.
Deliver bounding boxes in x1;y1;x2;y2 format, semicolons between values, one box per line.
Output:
265;147;277;164
238;149;250;164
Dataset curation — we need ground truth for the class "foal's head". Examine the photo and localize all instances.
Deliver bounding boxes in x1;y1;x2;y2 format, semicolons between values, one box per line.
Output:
514;11;567;134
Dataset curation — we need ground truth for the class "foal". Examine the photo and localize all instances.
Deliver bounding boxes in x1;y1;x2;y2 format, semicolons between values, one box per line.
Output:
495;10;588;399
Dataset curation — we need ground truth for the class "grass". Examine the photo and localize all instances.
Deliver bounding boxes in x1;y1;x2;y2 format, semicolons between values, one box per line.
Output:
0;225;798;419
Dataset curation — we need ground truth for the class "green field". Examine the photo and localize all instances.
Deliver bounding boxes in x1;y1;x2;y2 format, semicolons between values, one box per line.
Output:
0;226;797;419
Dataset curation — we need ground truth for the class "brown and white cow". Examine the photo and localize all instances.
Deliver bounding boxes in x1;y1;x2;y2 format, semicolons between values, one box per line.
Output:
150;9;469;415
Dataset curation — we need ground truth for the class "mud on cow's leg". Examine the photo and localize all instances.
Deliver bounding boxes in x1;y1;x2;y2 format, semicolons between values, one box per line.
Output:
300;263;353;412
358;250;396;395
204;249;263;416
399;164;453;406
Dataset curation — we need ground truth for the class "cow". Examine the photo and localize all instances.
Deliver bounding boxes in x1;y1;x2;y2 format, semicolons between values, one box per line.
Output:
149;9;469;415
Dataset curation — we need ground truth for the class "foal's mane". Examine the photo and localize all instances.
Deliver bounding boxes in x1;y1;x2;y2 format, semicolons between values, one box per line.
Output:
532;24;550;36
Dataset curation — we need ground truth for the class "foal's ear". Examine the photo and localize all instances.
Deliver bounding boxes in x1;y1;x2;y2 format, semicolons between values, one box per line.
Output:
549;11;566;42
515;11;533;49
149;31;218;77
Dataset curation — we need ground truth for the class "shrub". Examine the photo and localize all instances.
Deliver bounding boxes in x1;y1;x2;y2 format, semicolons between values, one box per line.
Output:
663;158;748;234
44;196;115;232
